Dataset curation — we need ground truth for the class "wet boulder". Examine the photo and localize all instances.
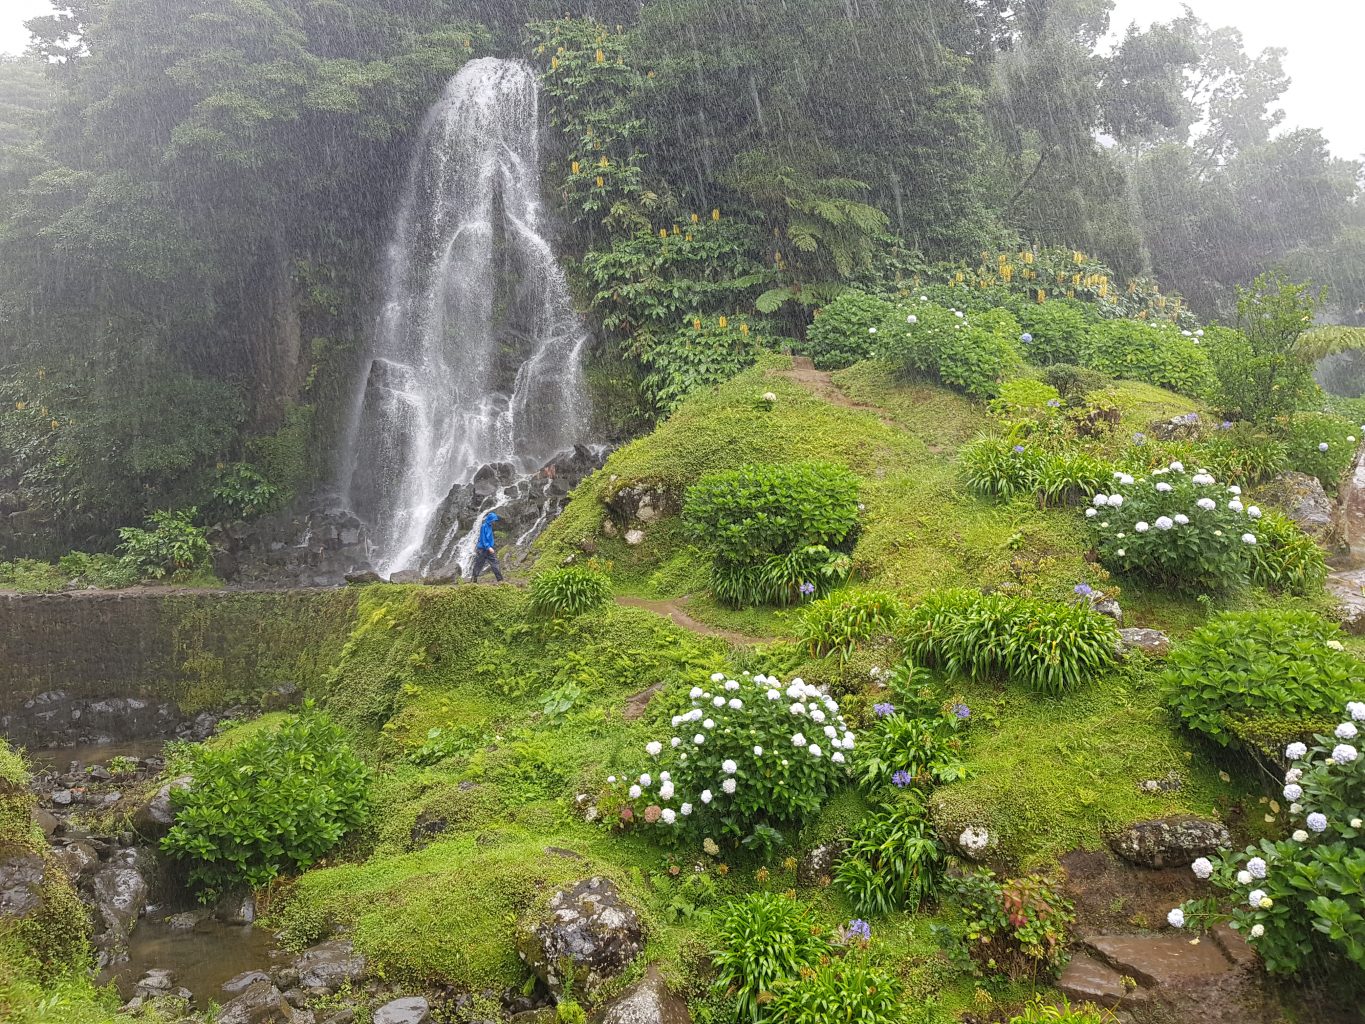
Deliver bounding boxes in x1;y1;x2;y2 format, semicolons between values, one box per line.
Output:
1261;471;1345;548
796;844;843;886
131;775;192;839
373;997;432;1024
0;853;46;918
1116;628;1171;659
591;964;693;1024
217;979;293;1024
516;877;645;1000
294;938;367;994
89;858;149;944
1109;816;1230;868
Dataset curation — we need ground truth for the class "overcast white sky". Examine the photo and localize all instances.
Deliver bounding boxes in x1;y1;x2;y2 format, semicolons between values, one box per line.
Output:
1;0;1363;159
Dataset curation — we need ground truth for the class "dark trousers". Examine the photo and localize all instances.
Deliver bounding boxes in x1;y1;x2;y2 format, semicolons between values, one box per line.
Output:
471;547;503;582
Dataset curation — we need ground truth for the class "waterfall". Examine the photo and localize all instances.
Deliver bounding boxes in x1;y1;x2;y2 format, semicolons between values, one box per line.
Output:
341;57;590;576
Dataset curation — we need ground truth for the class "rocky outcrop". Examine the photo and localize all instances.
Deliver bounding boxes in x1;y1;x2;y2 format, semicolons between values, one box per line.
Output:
796;844;843;886
516;877;645;1000
591;965;692;1024
1261;471;1345;549
131;775;192;839
1148;413;1203;442
293;939;367;995
373;997;432;1024
0;853;46;918
217;979;293;1024
1116;628;1171;659
1108;816;1229;868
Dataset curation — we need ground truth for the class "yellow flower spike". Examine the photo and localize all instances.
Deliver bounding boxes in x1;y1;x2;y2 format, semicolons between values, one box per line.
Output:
570;160;580;174
595;48;604;63
684;233;692;241
1024;251;1034;264
15;401;25;411
693;318;702;331
718;315;728;328
1037;289;1047;303
690;212;699;224
739;323;750;335
550;56;558;70
1072;273;1081;287
595;175;604;188
1067;289;1075;299
711;208;720;221
599;156;608;168
50;419;59;430
647;69;655;79
660;228;669;239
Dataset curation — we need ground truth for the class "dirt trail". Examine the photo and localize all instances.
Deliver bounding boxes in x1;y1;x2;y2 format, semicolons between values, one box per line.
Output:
614;595;762;645
771;356;873;410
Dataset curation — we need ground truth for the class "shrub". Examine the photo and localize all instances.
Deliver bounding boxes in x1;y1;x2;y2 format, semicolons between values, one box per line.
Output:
1009;996;1116;1023
528;565;612;618
639;315;770;415
1080;320;1213;397
990;377;1061;416
1039;363;1113;399
951;871;1074;979
161;707;371;899
117;507;212;579
1083;463;1260;592
768;956;906;1024
1033;450;1111;507
1246;510;1327;596
877;300;1024;398
855;670;971;794
1197;422;1288;484
960;438;1107;508
1172;706;1365;977
835;801;944;917
804;289;895;369
612;671;854;843
797;589;904;660
1015;301;1092;365
210;462;282;521
710;892;832;1022
1163;610;1362;751
685;462;859;607
1279;412;1358;489
901;590;1117;697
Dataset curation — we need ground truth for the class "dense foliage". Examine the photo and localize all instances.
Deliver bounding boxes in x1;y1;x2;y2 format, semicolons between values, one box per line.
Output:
709;893;831;1023
162;709;371;899
951;871;1075;979
528;565;612;619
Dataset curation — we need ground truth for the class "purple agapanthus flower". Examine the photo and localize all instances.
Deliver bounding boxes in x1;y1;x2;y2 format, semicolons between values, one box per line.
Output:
799;581;816;596
1074;583;1094;597
1219;420;1233;430
846;919;871;941
1012;444;1025;454
952;703;971;720
892;769;913;788
1047;399;1061;408
1133;432;1146;445
1180;412;1200;424
873;702;896;718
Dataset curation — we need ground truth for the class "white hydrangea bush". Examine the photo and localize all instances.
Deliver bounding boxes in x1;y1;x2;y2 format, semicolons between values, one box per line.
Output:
1170;701;1365;976
607;671;854;841
1084;462;1261;591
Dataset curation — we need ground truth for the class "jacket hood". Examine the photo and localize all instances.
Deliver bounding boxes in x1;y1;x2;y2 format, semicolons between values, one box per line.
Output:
485;512;500;523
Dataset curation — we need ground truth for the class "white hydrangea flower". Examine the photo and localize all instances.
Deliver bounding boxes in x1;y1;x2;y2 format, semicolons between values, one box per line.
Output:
607;776;617;784
1352;818;1364;829
1250;924;1265;939
1109;494;1124;507
1155;516;1174;530
809;744;822;758
1286;768;1303;783
1248;888;1266;907
766;689;781;701
753;745;763;756
1156;481;1173;493
1247;857;1267;879
1284;783;1303;801
659;781;675;801
693;734;705;745
728;698;743;710
707;695;722;707
842;733;855;750
661;771;670;781
1236;870;1253;885
832;751;845;764
824;725;838;738
1348;701;1365;722
1241;533;1257;545
810;709;826;724
628;785;642;799
1119;474;1135;486
1093;493;1109;507
1307;812;1328;832
789;702;806;716
1290;803;1301;813
722;759;737;774
1248;506;1262;519
1167;908;1185;928
1293;829;1309;842
670;737;681;748
1191;857;1213;880
709;672;725;683
1086;507;1098;518
703;718;715;730
1135;521;1149;533
1174;514;1189;525
1170;461;1185;473
791;733;807;747
660;808;676;825
646;741;662;757
639;773;652;787
1337;722;1359;740
906;313;918;324
1117;548;1126;557
1229;500;1244;512
1192;473;1215;486
960;826;989;852
722;778;737;794
700;789;713;804
689;686;703;699
1319;442;1330;452
1228;485;1242;495
1197;497;1216;511
1332;744;1358;764
1286;741;1308;760
725;679;740;691
680;802;692;816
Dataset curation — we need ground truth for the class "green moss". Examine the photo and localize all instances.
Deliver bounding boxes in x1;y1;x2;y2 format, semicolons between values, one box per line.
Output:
928;668;1231;868
1102;380;1203;438
831;360;989;451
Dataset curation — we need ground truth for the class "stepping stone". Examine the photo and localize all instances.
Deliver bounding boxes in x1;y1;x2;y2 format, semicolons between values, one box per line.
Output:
1058;952;1149;1009
1084;933;1234;988
1210;923;1259;970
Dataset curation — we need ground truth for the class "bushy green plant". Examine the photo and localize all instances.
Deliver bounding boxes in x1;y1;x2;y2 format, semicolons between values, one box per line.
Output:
612;671;854;843
768;956;907;1024
637;315;773;415
161;707;370;899
528;565;612;618
797;588;904;660
951;871;1074;979
1038;363;1113;399
1080;319;1213;397
1083;463;1260;591
855;669;971;794
1015;301;1092;365
1163;610;1362;751
804;289;895;369
877;299;1024;398
710;892;831;1022
55;551;140;588
1009;996;1116;1023
210;462;281;521
1172;705;1365;977
1197;422;1288;484
1246;509;1327;596
685;462;859;607
117;507;212;579
835;802;944;917
901;590;1117;697
1279;412;1358;489
960;437;1107;507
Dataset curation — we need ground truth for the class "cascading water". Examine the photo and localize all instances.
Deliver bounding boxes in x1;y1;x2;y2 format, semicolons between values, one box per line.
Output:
341;57;591;576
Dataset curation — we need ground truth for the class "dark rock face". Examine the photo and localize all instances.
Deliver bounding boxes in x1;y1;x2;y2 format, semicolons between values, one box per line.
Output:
591;964;693;1024
131;776;192;839
1092;597;1123;627
606;483;677;527
1148;413;1203;442
293;939;367;995
796;844;843;886
373;996;432;1024
217;979;293;1024
1262;471;1345;548
0;853;46;918
90;856;149;946
3;692;183;750
517;877;645;1000
1109;816;1230;868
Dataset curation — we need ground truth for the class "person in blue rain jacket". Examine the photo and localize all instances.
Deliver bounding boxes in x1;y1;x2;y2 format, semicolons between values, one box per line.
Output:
471;511;504;582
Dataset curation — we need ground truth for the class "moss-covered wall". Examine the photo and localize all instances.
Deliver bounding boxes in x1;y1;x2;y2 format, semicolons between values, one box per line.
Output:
0;588;359;714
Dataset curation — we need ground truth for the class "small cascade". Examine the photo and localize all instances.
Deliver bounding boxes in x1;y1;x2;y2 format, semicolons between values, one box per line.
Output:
340;57;592;577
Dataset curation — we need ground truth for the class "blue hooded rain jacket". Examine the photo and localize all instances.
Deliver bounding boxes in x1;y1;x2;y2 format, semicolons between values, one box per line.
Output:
479;512;500;551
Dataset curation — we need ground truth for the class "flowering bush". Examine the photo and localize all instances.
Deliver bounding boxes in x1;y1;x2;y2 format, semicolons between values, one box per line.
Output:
710;893;831;1022
1014;300;1093;365
876;299;1024;398
685;462;858;607
835;801;944;916
1245;509;1327;596
1163;610;1363;752
901;589;1117;696
1280;412;1358;489
1084;462;1260;591
612;671;854;843
796;588;904;660
951;871;1074;979
1195;421;1288;485
767;955;905;1024
855;669;971;793
1172;704;1365;977
803;289;893;369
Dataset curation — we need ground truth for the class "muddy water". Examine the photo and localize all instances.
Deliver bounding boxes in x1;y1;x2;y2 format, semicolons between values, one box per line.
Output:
28;738;168;769
101;919;279;1002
